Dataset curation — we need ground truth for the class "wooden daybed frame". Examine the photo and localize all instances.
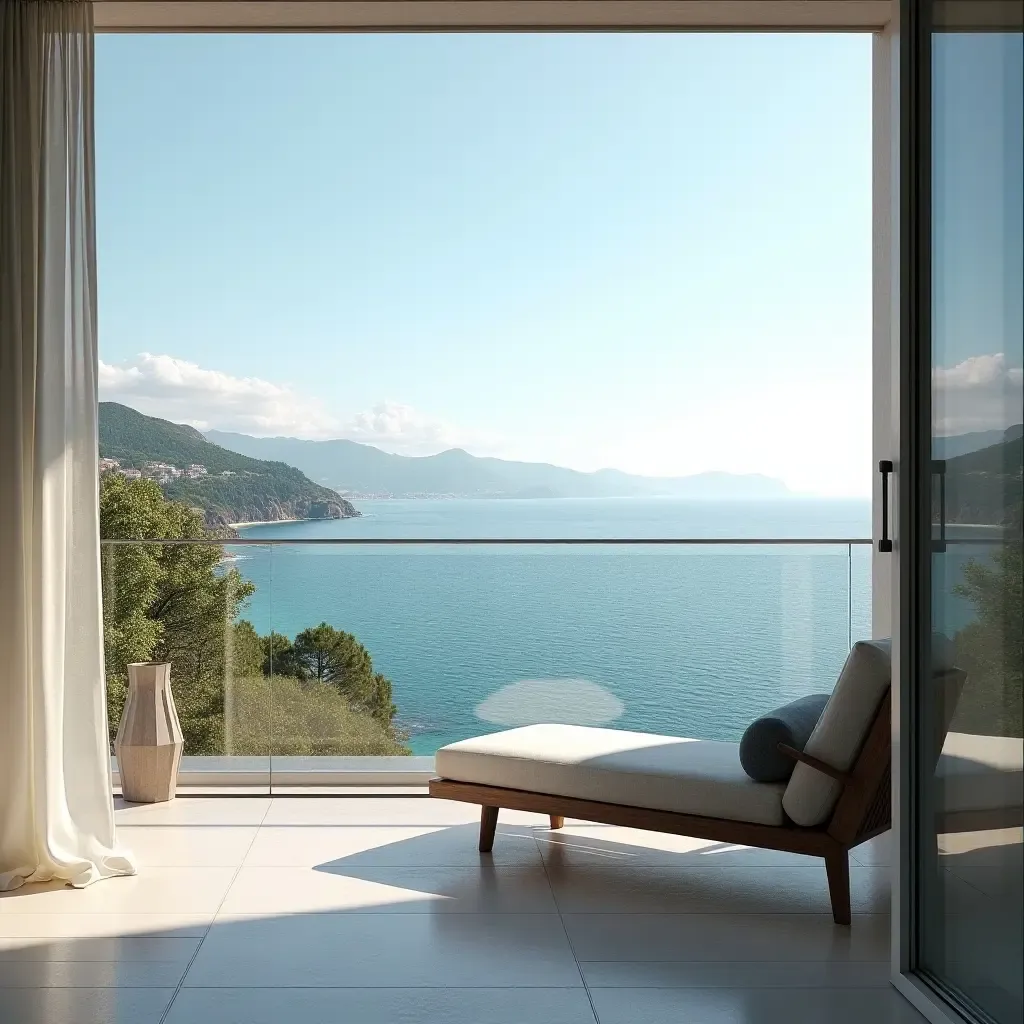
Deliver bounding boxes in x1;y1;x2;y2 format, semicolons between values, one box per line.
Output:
429;692;894;926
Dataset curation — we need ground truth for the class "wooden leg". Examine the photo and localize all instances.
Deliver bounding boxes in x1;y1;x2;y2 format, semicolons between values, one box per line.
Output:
479;806;499;853
549;815;565;830
825;849;851;926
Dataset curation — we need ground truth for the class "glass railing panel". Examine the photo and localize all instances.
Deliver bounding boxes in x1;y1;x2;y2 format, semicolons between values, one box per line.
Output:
244;541;868;765
101;539;272;786
101;537;871;784
850;540;873;644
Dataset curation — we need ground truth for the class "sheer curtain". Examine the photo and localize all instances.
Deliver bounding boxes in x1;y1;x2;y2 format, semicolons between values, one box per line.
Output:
0;0;135;890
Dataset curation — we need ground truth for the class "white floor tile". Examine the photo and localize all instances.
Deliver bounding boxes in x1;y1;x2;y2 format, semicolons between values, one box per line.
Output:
561;913;889;963
0;935;201;963
218;864;556;916
0;914;210;940
580;961;891;989
165;987;598;1024
115;797;270;826
0;960;186;988
850;834;892;866
539;825;822;867
261;797;544;827
0;987;175;1024
243;823;542;866
0;867;236;916
184;913;584;988
546;863;889;915
945;861;1023;902
0;810;927;1024
118;826;258;866
588;987;927;1024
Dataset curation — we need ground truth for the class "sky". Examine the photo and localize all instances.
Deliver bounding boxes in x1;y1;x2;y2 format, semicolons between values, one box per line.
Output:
931;32;1023;438
95;33;883;495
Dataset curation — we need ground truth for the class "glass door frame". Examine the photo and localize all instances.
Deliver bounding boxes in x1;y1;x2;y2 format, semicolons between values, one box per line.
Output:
888;0;957;1018
890;2;1021;1021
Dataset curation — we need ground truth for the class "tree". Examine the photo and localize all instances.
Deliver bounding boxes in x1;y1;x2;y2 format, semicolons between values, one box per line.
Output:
100;474;406;755
361;672;399;727
231;619;268;679
259;632;308;680
952;506;1023;737
290;623;397;726
101;474;255;752
293;623;371;687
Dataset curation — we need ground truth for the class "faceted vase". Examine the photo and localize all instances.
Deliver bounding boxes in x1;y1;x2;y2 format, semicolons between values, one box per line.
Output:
115;662;183;803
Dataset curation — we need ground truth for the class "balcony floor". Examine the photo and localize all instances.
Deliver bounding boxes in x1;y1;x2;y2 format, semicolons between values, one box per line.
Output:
0;796;924;1024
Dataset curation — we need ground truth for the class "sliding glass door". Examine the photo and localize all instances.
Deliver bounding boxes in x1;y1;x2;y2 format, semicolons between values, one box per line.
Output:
902;1;1023;1021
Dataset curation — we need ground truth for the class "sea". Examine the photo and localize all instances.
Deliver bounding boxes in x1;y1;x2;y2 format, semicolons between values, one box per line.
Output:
228;497;879;755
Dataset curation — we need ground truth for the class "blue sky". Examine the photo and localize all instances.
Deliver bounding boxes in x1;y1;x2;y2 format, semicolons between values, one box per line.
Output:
96;32;876;495
931;32;1023;438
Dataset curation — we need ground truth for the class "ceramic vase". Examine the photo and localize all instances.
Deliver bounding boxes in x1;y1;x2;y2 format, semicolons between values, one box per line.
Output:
115;662;183;803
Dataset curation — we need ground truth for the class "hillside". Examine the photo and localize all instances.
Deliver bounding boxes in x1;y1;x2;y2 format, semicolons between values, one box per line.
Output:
99;404;360;528
204;431;790;500
935;426;1021;459
941;425;1023;525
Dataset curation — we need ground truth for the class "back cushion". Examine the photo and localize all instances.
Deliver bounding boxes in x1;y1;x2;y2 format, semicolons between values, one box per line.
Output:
782;640;891;827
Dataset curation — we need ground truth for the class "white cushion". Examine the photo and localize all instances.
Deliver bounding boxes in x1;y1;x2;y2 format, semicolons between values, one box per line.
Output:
435;723;786;827
783;640;891;826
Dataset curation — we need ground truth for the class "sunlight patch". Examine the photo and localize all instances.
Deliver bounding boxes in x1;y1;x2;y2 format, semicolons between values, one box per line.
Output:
475;678;624;728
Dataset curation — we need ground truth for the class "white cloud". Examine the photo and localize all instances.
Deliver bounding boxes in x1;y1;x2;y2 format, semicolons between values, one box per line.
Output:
98;353;490;456
99;353;341;437
341;400;468;456
933;353;1023;435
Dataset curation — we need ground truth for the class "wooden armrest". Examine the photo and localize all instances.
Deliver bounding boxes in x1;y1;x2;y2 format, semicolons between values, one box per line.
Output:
777;743;850;785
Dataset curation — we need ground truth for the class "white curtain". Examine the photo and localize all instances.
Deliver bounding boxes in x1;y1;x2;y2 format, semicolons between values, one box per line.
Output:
0;0;135;891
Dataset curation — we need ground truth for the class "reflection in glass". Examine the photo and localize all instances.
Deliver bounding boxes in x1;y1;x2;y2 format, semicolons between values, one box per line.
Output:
921;8;1023;1022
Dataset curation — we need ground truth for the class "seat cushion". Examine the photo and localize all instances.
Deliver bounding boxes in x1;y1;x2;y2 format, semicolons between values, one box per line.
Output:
782;635;960;827
783;640;892;827
435;723;786;827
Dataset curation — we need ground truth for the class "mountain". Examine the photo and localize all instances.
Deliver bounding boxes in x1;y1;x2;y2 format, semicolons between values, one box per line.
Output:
941;424;1023;525
99;404;359;528
203;431;791;500
934;426;1019;459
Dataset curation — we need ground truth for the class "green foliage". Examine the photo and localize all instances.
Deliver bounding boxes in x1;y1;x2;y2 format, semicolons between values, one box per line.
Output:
294;623;370;684
259;632;306;679
230;619;267;678
266;623;399;729
952;508;1023;737
101;475;407;756
227;674;409;757
943;434;1023;525
99;402;356;526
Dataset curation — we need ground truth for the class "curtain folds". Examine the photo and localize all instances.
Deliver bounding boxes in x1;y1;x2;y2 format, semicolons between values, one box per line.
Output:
0;0;135;890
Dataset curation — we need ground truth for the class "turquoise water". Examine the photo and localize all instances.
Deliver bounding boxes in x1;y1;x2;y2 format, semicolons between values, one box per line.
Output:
230;498;874;754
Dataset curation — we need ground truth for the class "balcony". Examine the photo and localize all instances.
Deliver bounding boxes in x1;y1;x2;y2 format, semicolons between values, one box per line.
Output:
18;533;991;1023
0;793;907;1024
0;535;920;1022
0;532;930;1024
99;536;874;789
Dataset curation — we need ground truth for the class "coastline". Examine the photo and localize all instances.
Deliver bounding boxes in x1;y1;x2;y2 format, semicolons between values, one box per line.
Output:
228;517;302;528
228;514;361;528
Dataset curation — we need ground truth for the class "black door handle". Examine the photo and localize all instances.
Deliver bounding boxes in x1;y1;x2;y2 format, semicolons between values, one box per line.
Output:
879;460;893;552
933;459;947;553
